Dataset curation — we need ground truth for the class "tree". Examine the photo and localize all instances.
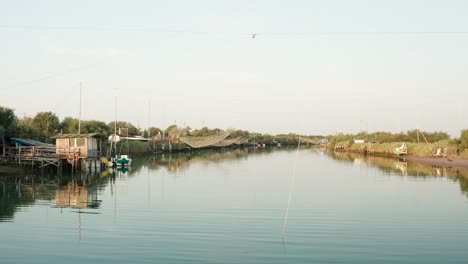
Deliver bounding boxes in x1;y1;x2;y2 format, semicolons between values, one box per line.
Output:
0;106;17;139
107;121;139;136
190;127;222;137
146;127;163;138
58;117;80;134
15;117;41;140
164;125;178;137
229;129;250;138
32;112;59;142
460;130;468;152
82;120;111;138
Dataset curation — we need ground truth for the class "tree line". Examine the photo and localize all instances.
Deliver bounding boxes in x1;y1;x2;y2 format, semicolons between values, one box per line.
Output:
1;105;468;151
0;106;306;146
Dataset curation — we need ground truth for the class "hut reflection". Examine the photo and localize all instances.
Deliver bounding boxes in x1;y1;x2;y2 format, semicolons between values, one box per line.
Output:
0;170;108;221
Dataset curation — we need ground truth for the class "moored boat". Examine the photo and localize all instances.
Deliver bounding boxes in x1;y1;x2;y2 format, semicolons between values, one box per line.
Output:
116;154;132;166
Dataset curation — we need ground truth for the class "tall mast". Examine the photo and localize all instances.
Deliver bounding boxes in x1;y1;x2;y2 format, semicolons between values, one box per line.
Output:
78;82;82;134
114;95;117;136
148;100;151;137
114;95;117;156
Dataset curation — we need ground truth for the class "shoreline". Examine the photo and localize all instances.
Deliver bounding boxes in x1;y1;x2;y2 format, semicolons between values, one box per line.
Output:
329;146;468;170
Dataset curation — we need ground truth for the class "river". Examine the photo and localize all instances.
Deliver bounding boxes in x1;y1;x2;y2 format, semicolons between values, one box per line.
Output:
1;148;467;263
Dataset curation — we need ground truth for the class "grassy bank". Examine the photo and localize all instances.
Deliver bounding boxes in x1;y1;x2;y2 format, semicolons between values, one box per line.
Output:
330;139;459;158
107;141;153;154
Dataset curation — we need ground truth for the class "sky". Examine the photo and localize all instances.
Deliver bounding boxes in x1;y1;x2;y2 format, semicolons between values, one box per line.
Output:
1;0;468;136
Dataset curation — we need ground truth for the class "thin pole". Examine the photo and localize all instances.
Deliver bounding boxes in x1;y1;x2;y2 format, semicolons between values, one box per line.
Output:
162;104;166;140
282;134;301;243
78;82;82;134
148;100;151;138
114;95;117;156
114;96;117;135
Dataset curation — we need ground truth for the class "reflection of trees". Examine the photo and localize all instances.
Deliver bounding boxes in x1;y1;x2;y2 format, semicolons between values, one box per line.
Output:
455;171;468;197
0;171;110;222
328;152;468;197
143;147;301;174
145;149;249;173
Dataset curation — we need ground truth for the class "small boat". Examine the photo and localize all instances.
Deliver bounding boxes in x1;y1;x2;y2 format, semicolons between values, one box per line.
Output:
116;154;132;166
108;96;132;168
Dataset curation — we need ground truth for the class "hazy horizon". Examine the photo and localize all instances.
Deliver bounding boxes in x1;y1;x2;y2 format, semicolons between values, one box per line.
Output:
1;0;467;137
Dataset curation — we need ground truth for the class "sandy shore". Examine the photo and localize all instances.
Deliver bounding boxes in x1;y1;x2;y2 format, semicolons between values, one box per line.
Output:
406;156;468;169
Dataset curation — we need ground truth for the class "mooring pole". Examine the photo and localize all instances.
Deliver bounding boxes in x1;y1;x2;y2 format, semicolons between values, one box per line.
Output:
78;82;82;135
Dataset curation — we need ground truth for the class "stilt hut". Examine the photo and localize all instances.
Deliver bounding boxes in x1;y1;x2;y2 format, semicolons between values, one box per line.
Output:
52;133;100;158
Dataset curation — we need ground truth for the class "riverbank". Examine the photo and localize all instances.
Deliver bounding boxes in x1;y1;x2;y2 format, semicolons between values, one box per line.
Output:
330;143;468;170
331;140;458;157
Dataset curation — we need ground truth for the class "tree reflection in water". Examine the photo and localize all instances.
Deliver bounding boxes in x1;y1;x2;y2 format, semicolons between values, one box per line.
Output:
329;151;468;197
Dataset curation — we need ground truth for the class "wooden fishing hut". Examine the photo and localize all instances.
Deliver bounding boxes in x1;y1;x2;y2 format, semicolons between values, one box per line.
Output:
52;133;101;170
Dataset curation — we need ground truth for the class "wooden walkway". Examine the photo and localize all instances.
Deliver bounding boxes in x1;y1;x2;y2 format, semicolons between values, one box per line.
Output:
1;146;97;170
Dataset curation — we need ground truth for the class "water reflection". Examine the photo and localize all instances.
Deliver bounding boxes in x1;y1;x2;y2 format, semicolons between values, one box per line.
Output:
0;170;109;222
328;151;468;197
147;148;250;173
2;148;468;263
134;147;291;175
4;147;466;223
0;148;280;222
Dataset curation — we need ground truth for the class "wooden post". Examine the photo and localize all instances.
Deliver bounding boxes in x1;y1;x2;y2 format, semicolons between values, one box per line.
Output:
2;136;5;159
18;145;21;166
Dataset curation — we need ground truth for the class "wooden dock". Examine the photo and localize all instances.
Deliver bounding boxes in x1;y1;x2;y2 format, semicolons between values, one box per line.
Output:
1;145;100;172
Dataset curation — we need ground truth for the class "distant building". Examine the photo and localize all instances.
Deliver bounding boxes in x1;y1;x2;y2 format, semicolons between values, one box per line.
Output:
319;138;328;148
354;139;365;144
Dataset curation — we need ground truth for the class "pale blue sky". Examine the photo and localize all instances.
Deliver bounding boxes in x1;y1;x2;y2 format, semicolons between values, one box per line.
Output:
1;0;467;136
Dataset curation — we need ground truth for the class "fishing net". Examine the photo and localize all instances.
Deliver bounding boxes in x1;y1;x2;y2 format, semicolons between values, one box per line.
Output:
300;137;320;144
236;138;249;145
180;131;231;149
212;137;244;147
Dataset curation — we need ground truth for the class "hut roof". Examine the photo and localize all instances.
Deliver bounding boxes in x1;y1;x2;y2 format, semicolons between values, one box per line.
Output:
11;138;55;147
52;133;99;139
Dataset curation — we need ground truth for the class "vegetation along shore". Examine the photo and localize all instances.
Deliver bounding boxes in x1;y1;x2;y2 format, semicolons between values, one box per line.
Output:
1;105;468;166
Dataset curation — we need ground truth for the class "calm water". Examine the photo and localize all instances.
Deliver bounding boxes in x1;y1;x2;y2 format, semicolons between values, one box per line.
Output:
1;148;468;263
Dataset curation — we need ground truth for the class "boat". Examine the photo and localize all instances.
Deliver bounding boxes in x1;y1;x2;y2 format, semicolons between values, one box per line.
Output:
107;95;132;168
116;154;132;166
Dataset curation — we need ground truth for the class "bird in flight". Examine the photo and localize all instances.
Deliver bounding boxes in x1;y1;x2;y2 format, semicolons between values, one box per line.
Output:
251;33;256;39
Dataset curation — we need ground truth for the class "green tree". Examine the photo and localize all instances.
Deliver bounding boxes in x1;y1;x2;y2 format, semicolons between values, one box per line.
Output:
58;117;80;134
108;121;139;136
32;112;59;142
83;120;111;138
229;129;250;138
460;130;468;151
146;127;163;138
191;127;222;137
0;106;17;139
164;125;178;137
15;117;41;140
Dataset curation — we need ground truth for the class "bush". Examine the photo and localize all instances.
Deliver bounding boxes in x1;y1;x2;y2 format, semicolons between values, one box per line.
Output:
460;130;468;152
